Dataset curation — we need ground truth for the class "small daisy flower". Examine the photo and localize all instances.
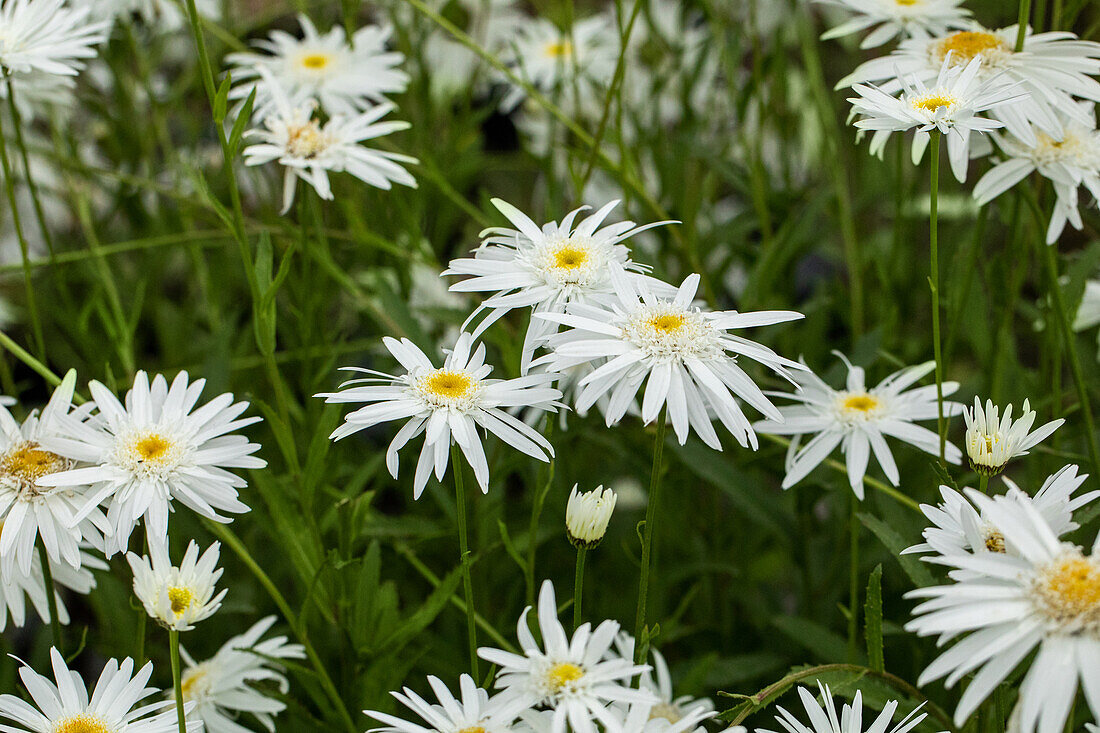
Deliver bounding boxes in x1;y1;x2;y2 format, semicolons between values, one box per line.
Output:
606;700;714;733
128;539;225;631
962;397;1063;476
0;647;198;733
566;485;616;549
906;490;1100;732
818;0;970;49
535;263;806;451
0;547;103;631
243;73;417;214
179;615;305;733
757;681;927;733
753;352;963;498
39;371;265;557
319;332;561;499
610;635;714;728
0;0;107;77
848;56;1025;182
366;674;529;733
443;198;675;373
477;579;655;733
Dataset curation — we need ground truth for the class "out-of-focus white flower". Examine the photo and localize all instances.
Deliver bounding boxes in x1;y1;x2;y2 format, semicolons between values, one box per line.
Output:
0;0;107;77
818;0;970;49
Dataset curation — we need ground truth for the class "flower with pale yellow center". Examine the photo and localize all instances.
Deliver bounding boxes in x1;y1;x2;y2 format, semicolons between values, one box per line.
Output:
127;540;225;632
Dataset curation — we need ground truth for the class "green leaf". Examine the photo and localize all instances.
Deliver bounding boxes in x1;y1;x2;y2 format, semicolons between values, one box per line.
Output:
858;512;935;588
213;72;231;124
864;564;884;673
376;565;463;656
228;87;257;156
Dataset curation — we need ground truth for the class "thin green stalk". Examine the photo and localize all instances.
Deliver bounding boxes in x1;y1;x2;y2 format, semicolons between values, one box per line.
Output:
1015;0;1032;51
633;410;668;664
5;78;55;259
169;630;187;733
847;495;859;662
0;330;67;394
37;541;62;652
929;131;946;461
452;446;479;679
573;547;587;629
979;473;989;494
526;420;556;607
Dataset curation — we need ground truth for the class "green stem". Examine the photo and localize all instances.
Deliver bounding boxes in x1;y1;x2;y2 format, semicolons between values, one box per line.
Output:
929;131;946;462
979;473;989;494
847;495;859;662
633;410;667;664
37;541;62;652
5;77;56;259
1015;0;1032;51
169;630;187;733
573;547;587;629
452;446;479;679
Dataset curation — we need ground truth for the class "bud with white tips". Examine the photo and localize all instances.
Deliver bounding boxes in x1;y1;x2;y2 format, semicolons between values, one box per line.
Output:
566;485;616;549
963;397;1063;476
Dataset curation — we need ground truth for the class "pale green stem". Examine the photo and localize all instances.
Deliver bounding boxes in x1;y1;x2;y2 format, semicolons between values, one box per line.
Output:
573;547;587;629
452;446;479;679
1015;0;1032;51
929;131;946;462
633;410;667;664
169;630;187;733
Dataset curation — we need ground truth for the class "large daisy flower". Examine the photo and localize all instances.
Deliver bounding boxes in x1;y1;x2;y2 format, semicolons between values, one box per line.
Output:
0;0;107;77
757;681;927;733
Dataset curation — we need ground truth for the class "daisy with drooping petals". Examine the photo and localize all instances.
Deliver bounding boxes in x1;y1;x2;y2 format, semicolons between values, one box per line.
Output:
0;0;107;77
848;56;1025;182
962;397;1063;476
906;490;1100;732
0;547;103;631
757;681;927;733
0;647;198;733
226;14;409;120
818;0;970;49
477;579;655;733
366;674;529;733
444;198;675;372
128;539;225;631
179;615;304;733
753;353;963;497
535;262;805;450
39;371;265;556
320;332;561;498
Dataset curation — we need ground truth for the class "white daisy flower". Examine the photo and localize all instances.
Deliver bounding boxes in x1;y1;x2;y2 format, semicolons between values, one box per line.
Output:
420;0;525;102
566;485;616;549
477;579;655;733
605;700;714;733
243;73;417;214
848;56;1025;182
38;370;265;557
906;489;1100;732
818;0;970;49
757;681;927;733
962;397;1064;475
366;674;529;733
0;0;107;77
180;615;305;733
0;647;198;733
0;546;103;631
609;634;714;728
838;25;1100;145
319;332;561;499
753;353;963;498
226;14;409;119
0;371;109;578
127;539;225;631
973;105;1100;244
535;262;806;451
443;198;675;373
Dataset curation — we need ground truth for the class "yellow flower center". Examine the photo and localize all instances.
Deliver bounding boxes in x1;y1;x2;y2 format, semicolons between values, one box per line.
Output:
1032;553;1100;633
286;121;329;159
544;41;573;59
843;394;879;413
649;703;682;723
53;714;112;733
547;662;584;692
647;314;686;334
300;53;331;70
936;31;1010;64
458;728;487;733
168;586;195;615
895;0;919;4
552;245;589;270
425;371;473;399
181;666;207;699
984;530;1006;553
0;441;66;488
911;93;957;112
135;434;170;463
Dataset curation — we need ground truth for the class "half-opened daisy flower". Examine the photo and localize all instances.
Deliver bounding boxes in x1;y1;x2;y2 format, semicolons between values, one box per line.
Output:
128;540;225;631
366;674;529;733
226;14;409;119
753;353;963;497
848;56;1024;182
39;371;265;556
757;681;927;733
904;464;1097;564
444;198;675;372
477;579;655;733
906;490;1100;732
535;263;805;450
0;0;107;77
0;647;197;733
818;0;969;49
243;73;417;214
179;615;305;733
962;397;1063;476
320;332;561;498
565;485;616;549
0;370;109;578
0;547;103;631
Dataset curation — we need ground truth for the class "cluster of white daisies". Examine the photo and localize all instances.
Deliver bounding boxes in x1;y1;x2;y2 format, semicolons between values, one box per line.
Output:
822;0;1100;243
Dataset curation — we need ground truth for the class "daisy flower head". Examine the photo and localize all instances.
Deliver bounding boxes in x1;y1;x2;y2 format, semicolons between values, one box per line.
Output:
0;0;107;77
753;352;963;498
535;262;806;451
0;547;103;631
906;489;1100;732
0;647;198;733
243;71;417;214
226;14;409;119
0;370;109;579
179;615;305;733
477;579;655;733
38;370;265;557
605;700;714;733
848;55;1025;182
127;539;225;631
366;674;529;733
818;0;970;49
566;485;616;549
610;634;714;729
320;332;561;499
444;198;675;373
962;397;1063;476
757;681;927;733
